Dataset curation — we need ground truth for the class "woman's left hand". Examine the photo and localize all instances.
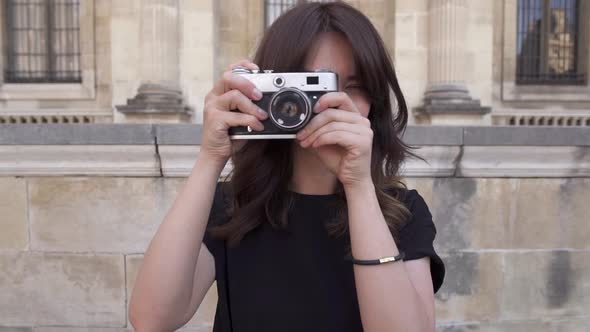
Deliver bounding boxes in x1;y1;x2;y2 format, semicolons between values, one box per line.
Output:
296;92;373;188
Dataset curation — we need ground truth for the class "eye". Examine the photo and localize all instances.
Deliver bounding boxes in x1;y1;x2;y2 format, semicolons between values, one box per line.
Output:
344;80;366;90
346;84;362;90
344;83;367;95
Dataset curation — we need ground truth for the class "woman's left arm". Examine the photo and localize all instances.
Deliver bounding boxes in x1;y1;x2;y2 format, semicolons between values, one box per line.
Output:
298;91;436;332
345;181;435;332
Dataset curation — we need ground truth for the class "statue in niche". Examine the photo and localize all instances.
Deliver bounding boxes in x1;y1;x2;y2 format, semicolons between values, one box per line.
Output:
546;8;575;75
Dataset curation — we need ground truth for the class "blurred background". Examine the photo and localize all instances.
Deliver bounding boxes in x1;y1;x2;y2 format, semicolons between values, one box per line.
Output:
0;0;589;331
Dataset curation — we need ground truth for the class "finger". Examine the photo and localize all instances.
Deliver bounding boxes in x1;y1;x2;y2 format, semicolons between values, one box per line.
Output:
217;110;265;131
297;108;369;140
314;92;359;114
214;90;268;120
309;130;367;149
300;122;364;148
225;59;259;72
210;70;263;100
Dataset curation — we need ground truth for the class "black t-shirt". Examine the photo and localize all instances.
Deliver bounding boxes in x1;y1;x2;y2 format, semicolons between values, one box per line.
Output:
202;182;445;332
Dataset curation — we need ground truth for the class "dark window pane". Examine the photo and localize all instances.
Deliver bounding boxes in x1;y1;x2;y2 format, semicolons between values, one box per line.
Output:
4;0;81;83
516;0;585;85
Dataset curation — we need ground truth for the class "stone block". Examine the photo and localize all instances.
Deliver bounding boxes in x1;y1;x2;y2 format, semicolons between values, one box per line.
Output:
401;146;461;177
29;177;185;253
436;318;590;332
395;49;428;108
159;147;233;178
509;179;567;249
33;329;129;332
0;177;28;250
459;146;590;177
430;178;590;251
177;328;215;332
0;252;125;326
559;178;590;250
0;145;160;177
401;81;426;112
529;179;590;249
467;178;516;249
156;124;202;145
159;145;201;177
552;319;590;332
463;127;590;146
436;321;550;332
0;124;155;145
500;251;590;320
125;255;217;330
111;0;140;16
350;0;393;38
394;13;417;50
430;178;478;252
435;252;502;322
0;328;32;332
395;0;428;13
401;126;464;146
416;13;428;49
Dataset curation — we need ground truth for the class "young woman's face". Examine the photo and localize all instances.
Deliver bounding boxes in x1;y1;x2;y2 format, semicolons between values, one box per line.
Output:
303;32;371;118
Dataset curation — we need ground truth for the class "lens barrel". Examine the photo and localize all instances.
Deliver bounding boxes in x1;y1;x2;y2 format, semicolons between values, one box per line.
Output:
268;88;311;130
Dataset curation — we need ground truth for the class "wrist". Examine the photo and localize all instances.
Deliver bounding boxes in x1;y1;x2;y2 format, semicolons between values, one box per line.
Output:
193;151;227;176
343;178;375;196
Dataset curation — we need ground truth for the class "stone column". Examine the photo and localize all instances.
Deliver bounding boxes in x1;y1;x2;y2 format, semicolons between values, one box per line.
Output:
116;0;191;123
215;0;264;76
415;0;490;125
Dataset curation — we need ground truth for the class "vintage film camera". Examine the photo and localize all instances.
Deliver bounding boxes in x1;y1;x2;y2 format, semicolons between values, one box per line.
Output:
228;67;338;139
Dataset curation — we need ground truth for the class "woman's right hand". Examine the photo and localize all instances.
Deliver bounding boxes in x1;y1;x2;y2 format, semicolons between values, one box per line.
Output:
200;60;269;164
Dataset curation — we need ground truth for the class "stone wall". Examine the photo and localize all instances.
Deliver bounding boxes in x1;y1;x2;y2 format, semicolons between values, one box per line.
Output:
0;124;589;331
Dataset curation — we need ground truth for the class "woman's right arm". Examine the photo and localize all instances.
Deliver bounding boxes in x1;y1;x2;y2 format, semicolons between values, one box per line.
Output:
128;60;267;332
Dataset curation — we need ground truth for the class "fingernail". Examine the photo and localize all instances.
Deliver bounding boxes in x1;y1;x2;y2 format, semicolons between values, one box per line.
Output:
253;88;263;100
297;129;306;139
313;101;320;113
258;107;268;117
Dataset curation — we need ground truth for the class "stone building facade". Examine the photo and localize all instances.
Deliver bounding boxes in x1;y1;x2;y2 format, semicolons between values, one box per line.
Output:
1;1;590;332
0;0;589;126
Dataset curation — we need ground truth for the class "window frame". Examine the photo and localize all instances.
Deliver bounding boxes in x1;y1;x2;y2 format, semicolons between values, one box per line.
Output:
263;0;332;28
502;0;590;102
0;0;95;100
264;0;297;28
515;0;585;85
4;0;82;84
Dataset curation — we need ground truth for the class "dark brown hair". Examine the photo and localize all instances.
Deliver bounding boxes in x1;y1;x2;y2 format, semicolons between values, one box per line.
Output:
211;2;416;247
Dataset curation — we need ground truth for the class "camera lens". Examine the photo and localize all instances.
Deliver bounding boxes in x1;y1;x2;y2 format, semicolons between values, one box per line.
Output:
269;88;311;130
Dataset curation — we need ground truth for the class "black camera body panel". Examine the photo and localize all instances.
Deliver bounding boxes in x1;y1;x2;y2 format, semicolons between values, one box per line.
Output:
228;90;327;138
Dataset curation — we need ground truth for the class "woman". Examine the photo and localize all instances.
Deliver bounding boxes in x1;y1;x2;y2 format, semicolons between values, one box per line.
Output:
129;2;445;332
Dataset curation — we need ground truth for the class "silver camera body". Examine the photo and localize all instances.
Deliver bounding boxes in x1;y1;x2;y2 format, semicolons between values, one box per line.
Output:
228;67;338;139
